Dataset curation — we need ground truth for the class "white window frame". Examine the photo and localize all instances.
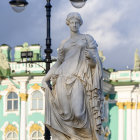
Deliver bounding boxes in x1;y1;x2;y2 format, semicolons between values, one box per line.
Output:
31;90;43;111
27;121;45;140
7;92;18;111
28;88;45;115
5;131;18;140
31;131;44;140
1;84;20;116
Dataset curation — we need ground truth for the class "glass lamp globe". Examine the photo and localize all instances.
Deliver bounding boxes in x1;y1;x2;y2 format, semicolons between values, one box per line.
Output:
9;0;28;13
70;0;87;8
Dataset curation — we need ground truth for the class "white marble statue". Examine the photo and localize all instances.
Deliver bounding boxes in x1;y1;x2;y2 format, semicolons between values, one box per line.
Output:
42;12;104;140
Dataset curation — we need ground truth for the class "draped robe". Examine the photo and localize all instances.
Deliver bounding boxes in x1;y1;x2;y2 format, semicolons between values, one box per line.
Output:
43;34;104;140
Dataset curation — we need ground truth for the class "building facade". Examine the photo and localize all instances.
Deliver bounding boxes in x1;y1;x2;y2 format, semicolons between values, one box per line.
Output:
0;43;140;140
109;70;140;140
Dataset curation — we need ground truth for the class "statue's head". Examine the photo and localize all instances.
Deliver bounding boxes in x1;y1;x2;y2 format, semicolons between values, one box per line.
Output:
66;12;83;32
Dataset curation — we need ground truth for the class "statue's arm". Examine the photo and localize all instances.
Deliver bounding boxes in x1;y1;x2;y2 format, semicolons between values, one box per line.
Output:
42;61;61;83
86;34;98;49
85;34;99;68
42;40;66;87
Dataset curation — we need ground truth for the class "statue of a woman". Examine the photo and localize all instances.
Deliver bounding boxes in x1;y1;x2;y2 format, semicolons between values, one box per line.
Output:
42;12;104;140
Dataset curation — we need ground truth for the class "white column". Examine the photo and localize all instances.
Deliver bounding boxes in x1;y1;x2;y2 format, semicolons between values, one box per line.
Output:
126;102;132;140
18;78;29;140
117;102;124;140
137;102;140;140
132;102;137;140
20;96;26;140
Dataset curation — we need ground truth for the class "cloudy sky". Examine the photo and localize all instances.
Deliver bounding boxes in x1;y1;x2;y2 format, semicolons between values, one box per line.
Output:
0;0;140;70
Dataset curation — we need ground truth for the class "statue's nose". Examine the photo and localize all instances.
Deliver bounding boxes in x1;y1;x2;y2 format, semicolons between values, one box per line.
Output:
73;23;76;27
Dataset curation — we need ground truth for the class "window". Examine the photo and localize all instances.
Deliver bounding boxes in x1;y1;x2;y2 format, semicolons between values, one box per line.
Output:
31;131;43;140
7;92;18;111
32;91;43;110
18;64;20;69
6;131;18;140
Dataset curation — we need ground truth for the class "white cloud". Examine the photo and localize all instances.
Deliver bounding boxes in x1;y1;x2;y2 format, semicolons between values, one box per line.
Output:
51;0;140;69
0;0;140;69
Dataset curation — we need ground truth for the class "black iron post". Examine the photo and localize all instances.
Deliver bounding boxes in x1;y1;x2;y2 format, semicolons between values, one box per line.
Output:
44;0;52;139
44;126;51;140
45;0;52;73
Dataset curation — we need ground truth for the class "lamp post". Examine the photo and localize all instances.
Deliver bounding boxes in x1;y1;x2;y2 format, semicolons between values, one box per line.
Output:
9;0;87;139
9;0;87;71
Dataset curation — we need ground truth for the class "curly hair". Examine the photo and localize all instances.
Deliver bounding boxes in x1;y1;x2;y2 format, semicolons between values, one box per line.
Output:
66;12;83;26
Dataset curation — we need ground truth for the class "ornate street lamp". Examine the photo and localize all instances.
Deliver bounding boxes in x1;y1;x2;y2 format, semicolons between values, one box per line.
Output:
9;0;28;13
9;0;87;139
70;0;87;8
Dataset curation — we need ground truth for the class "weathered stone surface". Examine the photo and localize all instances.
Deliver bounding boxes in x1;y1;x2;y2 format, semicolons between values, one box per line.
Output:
42;12;104;140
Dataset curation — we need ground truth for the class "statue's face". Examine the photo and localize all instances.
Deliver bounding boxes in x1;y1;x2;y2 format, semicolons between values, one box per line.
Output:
69;18;80;32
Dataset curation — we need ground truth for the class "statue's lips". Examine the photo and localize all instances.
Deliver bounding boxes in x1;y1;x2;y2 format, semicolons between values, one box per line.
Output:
71;27;79;32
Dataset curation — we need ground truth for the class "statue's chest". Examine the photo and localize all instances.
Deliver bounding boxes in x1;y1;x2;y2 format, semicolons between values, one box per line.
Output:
63;38;87;53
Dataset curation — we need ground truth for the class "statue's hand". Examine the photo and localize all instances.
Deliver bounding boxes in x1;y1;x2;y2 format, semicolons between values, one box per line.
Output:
85;48;96;67
85;48;92;60
57;48;64;62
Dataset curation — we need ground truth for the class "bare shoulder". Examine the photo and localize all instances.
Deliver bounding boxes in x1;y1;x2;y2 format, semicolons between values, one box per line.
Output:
57;38;69;51
59;38;69;49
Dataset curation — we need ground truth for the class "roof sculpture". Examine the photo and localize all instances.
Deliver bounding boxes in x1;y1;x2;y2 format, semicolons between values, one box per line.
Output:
134;49;140;71
0;49;10;77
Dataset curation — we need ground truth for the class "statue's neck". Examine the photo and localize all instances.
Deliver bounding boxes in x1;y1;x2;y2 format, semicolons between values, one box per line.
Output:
70;31;80;38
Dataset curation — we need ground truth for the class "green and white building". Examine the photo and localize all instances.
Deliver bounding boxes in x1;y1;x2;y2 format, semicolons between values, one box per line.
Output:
0;43;140;140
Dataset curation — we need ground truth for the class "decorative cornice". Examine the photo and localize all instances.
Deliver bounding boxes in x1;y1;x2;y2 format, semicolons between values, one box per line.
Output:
114;85;138;92
124;102;132;109
116;102;124;109
117;102;139;109
19;93;28;101
31;83;41;90
132;102;136;109
103;81;113;93
5;124;18;135
30;124;43;135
